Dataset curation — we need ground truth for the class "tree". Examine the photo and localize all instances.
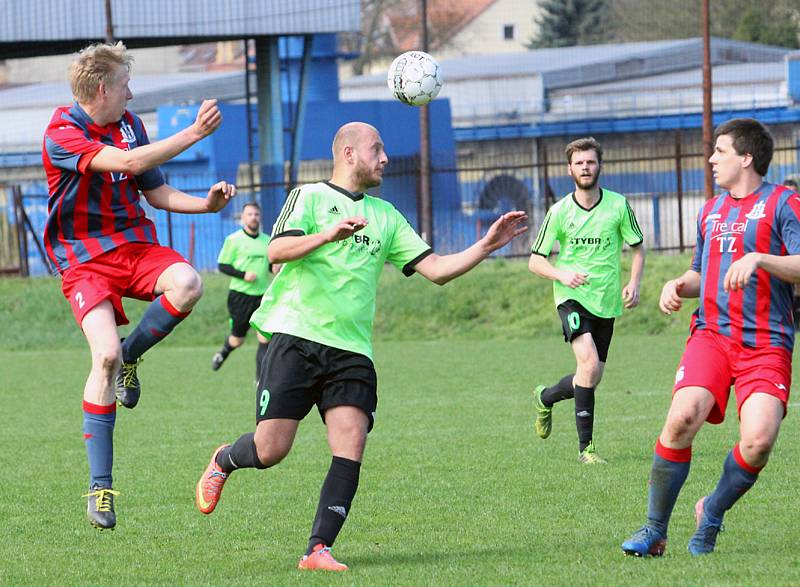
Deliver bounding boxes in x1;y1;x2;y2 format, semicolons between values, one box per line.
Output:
527;0;613;48
733;6;799;49
610;0;798;46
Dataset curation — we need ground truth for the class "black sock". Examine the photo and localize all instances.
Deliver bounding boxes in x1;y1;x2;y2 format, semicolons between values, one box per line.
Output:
306;456;361;555
574;385;595;451
256;342;269;382
219;338;235;360
216;432;267;473
541;374;575;407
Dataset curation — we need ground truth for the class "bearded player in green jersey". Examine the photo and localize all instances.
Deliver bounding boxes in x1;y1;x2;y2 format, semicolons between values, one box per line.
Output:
211;201;278;381
530;137;645;464
195;121;528;571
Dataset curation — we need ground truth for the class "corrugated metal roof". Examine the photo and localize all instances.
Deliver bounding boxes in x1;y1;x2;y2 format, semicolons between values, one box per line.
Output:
551;62;786;95
342;37;788;88
0;0;359;58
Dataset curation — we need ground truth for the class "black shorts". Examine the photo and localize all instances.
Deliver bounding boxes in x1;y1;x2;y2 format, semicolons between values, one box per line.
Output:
227;290;263;337
557;299;615;362
255;333;378;431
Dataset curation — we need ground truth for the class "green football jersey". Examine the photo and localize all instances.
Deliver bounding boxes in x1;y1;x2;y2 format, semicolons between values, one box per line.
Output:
531;188;643;318
217;229;271;296
251;181;432;359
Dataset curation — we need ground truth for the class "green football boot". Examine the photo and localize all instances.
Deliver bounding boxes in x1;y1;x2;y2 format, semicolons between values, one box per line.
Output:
578;441;608;464
532;385;552;439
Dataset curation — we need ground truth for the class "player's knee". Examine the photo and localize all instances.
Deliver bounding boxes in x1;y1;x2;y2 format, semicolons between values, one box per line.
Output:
664;410;698;441
740;435;774;462
576;358;601;385
255;439;291;467
171;269;203;306
93;346;122;375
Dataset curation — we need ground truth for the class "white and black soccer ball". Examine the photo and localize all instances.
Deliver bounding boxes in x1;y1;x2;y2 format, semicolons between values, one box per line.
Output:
387;51;443;106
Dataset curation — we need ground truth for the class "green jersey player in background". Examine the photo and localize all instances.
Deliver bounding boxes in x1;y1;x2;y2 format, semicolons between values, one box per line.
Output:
211;201;278;381
529;137;645;464
195;121;528;571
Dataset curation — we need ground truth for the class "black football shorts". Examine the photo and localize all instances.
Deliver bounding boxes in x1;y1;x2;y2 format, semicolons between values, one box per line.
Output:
557;299;615;362
255;333;378;431
227;290;263;337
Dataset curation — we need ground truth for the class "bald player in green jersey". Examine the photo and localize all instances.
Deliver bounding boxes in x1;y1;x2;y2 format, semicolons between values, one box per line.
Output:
195;121;528;571
530;137;645;464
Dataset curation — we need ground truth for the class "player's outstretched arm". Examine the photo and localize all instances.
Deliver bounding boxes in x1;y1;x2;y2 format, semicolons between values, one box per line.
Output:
724;252;800;292
659;269;700;315
88;99;222;176
268;216;368;263
144;180;236;214
414;211;527;285
528;254;588;288
622;244;646;308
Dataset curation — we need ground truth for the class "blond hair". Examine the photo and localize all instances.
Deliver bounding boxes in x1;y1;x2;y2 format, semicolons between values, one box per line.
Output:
69;41;133;103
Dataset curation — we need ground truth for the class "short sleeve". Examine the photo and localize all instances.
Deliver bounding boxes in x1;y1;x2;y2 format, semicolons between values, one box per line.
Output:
777;191;800;255
621;199;644;246
272;187;314;237
531;207;559;256
43;118;104;174
217;235;236;264
129;115;165;190
691;206;706;273
385;208;432;276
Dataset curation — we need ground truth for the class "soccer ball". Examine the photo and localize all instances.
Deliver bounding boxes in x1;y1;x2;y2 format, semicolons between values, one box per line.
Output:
387;51;443;106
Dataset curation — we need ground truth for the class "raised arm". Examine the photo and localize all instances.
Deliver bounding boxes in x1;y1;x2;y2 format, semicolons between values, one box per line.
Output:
88;99;221;176
413;211;527;285
268;216;368;264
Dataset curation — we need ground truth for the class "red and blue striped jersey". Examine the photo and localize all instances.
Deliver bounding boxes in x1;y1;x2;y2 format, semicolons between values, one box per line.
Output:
42;102;165;273
691;182;800;351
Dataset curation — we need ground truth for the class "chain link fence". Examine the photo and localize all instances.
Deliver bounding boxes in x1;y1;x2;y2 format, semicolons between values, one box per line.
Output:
6;121;798;276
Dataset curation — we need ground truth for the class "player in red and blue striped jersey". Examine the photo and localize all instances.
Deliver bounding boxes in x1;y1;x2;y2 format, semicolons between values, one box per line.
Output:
42;42;236;530
622;118;800;557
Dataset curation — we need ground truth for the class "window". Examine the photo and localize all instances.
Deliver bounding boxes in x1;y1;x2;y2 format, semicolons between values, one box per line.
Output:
503;24;514;40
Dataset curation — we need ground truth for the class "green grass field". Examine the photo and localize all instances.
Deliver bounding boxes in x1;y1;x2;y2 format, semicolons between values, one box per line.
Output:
3;335;800;585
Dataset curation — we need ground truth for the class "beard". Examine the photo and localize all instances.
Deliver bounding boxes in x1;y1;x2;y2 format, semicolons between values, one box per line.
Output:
353;162;382;190
573;171;599;190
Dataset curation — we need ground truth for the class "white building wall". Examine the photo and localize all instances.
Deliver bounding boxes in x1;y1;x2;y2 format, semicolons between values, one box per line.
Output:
439;0;541;59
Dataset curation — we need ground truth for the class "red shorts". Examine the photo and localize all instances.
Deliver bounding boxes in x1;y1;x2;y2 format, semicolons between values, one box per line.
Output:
61;242;189;327
673;328;791;424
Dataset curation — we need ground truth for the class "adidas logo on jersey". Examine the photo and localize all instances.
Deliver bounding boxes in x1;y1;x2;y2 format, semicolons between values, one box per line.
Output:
328;206;341;215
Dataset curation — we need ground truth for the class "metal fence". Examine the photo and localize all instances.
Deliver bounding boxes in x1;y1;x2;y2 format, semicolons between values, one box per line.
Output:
4;122;800;276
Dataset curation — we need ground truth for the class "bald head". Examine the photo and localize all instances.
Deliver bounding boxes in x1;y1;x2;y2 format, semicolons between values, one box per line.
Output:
330;122;388;192
332;122;381;163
